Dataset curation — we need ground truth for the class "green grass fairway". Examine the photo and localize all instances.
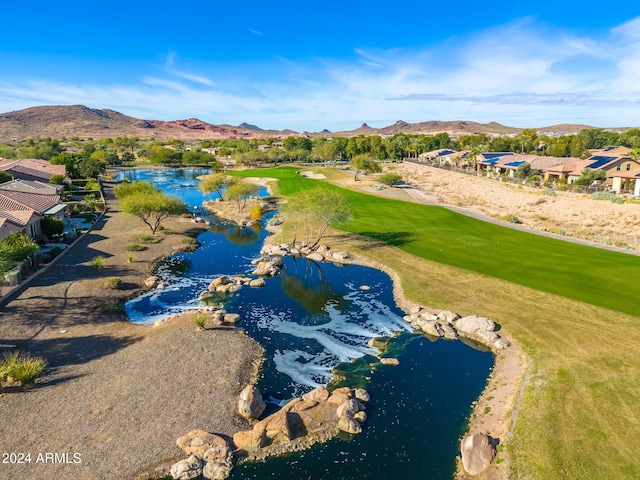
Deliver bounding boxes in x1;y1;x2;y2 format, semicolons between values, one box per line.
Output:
237;167;640;317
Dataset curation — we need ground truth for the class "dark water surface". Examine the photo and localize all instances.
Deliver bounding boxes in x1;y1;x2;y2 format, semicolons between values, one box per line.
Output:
118;169;493;479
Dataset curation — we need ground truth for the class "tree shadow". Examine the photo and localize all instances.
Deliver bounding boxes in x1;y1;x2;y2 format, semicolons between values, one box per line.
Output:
4;334;143;370
351;231;414;248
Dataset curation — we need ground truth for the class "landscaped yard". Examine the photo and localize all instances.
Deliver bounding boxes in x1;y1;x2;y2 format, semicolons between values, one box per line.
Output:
234;166;640;479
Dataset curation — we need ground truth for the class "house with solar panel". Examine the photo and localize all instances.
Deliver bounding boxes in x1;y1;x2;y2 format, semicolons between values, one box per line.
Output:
476;152;514;174
544;153;640;187
488;155;578;178
418;149;468;165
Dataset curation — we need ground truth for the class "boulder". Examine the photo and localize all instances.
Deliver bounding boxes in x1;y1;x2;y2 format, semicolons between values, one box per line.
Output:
327;393;350;405
144;276;159;289
261;409;293;441
237;385;266;420
417;318;443;337
233;427;267;450
293;400;318;412
224;313;241;324
317;244;331;253
215;284;232;293
249;278;267;288
437;310;460;323
306;252;325;262
227;284;242;293
460;433;497;476
336;399;360;418
380;358;399;366
354;388;370;403
353;411;367;423
476;330;499;343
338;415;362;434
494;338;511;349
332;251;350;261
210;276;230;288
202;445;234;480
455;315;496;334
170;455;202;480
302;385;330;403
331;386;352;397
177;429;227;458
440;323;458;340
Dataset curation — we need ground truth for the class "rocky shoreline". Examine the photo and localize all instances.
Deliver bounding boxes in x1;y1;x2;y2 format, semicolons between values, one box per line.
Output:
165;224;522;478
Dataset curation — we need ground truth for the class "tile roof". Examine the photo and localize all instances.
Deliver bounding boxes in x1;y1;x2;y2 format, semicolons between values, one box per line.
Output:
0;179;62;195
0;208;38;227
0;159;66;182
0;191;61;215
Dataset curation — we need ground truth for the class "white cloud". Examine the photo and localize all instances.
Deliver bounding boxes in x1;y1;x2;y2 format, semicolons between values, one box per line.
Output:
2;16;640;130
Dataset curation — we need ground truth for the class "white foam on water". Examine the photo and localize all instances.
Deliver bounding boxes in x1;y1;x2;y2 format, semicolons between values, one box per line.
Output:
245;283;411;390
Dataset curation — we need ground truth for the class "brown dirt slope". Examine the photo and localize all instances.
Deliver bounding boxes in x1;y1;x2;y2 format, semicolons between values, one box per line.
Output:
0;181;262;479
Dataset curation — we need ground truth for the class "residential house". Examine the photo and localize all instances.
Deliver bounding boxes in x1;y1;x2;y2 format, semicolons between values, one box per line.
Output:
544;155;640;185
476;152;514;174
0;196;41;240
490;155;573;178
609;169;640;195
588;146;632;157
0;158;66;183
418;149;469;166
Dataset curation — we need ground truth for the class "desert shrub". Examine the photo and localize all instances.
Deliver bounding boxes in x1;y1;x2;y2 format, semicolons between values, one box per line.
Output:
543;188;556;196
0;352;46;387
126;244;146;251
250;205;263;221
591;192;624;203
182;237;197;245
137;234;162;244
101;302;124;314
500;214;522;224
126;252;134;263
91;255;105;269
194;313;207;331
378;172;403;186
41;216;65;237
105;277;122;289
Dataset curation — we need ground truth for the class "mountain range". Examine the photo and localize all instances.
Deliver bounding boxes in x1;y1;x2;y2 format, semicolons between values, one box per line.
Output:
0;105;618;142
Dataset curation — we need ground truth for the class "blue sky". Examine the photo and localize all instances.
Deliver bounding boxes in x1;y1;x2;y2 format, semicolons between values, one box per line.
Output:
2;1;640;131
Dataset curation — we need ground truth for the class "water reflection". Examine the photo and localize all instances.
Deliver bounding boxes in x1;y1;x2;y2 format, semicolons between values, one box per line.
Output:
280;258;349;315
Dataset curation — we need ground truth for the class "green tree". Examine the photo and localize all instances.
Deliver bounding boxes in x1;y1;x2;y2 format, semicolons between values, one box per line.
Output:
120;192;187;234
0;171;12;184
77;157;106;178
199;173;237;200
283;187;352;249
49;174;66;185
349;154;381;181
378;172;403;186
40;216;64;237
574;168;607;186
114;180;162;201
0;232;39;262
223;181;259;212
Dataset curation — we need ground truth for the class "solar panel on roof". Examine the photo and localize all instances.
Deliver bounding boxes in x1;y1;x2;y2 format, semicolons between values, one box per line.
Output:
437;149;455;156
483;152;514;159
504;161;526;167
587;156;617;169
484;159;500;165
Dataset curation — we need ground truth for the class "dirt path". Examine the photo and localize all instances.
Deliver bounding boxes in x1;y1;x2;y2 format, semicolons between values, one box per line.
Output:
0;182;262;480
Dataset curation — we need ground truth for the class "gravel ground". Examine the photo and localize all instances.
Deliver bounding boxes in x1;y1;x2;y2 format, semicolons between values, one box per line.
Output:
0;181;263;480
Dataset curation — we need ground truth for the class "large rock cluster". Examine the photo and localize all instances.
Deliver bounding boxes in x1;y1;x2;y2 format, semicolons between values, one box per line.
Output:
233;385;369;460
403;309;510;350
259;243;351;264
171;430;234;480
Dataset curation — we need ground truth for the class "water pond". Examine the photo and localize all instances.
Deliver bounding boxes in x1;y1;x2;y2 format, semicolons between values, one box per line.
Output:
118;169;493;479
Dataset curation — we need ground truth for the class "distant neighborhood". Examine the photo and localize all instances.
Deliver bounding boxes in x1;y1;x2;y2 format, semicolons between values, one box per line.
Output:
419;145;640;196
